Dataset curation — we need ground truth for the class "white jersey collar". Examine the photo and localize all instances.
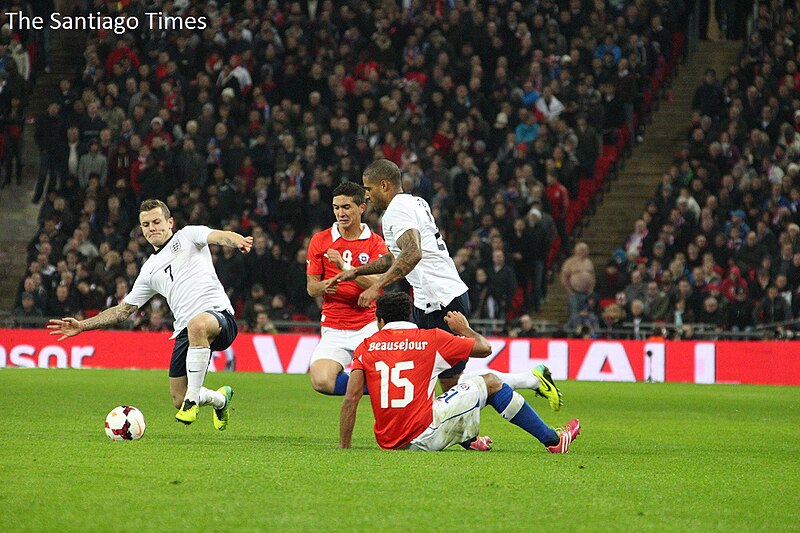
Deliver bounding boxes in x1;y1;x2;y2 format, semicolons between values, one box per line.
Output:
331;222;371;242
382;321;419;330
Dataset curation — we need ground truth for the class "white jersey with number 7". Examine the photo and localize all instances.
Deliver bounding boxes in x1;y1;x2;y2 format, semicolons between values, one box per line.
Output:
123;225;234;338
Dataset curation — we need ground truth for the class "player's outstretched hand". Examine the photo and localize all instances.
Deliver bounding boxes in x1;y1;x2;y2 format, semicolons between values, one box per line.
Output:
323;278;339;294
443;311;471;336
47;317;83;341
239;236;253;254
327;269;358;286
357;285;381;307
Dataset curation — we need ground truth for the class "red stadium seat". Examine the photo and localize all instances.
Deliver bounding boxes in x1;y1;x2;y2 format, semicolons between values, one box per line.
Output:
511;287;524;315
601;144;618;164
616;124;630;153
290;313;315;333
643;89;653;112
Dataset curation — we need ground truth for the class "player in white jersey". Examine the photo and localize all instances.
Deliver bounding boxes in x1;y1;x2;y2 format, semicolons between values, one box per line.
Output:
327;160;563;429
327;159;472;391
48;199;253;429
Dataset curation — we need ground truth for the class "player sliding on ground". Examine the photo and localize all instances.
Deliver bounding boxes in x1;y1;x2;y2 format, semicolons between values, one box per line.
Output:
48;199;251;430
339;292;581;453
306;182;388;395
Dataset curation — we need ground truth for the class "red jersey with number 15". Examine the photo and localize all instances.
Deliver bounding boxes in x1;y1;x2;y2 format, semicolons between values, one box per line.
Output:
306;223;388;330
352;322;475;449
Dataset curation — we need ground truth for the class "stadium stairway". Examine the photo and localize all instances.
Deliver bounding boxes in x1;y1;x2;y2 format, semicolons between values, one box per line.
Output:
538;40;742;327
0;26;87;311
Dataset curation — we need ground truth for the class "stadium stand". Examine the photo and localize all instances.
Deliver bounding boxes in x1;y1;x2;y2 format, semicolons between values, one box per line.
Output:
585;0;800;340
2;0;723;338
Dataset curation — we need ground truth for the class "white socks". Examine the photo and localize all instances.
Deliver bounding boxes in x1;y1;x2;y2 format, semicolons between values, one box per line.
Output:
185;347;211;404
199;387;226;409
460;370;539;390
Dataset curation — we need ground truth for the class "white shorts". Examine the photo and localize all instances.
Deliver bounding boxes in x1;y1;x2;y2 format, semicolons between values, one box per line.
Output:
309;321;379;369
408;376;488;451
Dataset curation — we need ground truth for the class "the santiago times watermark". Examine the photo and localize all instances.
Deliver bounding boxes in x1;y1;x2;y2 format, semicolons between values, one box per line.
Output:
7;10;208;34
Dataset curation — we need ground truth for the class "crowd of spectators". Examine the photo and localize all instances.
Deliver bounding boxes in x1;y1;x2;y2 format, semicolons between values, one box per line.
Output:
9;0;689;334
571;0;800;340
0;0;48;189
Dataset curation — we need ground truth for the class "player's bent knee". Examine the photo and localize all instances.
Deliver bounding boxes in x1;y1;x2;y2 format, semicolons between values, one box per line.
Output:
482;373;503;395
187;315;216;343
311;379;335;395
186;319;207;339
309;359;344;395
309;372;335;394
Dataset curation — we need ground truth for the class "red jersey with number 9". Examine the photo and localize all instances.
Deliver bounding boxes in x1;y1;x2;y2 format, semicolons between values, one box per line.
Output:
306;223;388;330
352;322;475;449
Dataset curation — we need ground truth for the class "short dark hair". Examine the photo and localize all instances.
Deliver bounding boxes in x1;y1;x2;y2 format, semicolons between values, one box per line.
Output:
375;291;413;324
363;159;401;185
332;181;366;205
139;199;171;220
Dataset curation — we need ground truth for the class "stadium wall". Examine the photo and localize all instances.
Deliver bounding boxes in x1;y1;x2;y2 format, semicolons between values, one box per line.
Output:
1;329;798;386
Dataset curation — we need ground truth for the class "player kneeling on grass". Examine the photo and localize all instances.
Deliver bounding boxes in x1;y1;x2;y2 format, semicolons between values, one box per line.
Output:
339;292;581;452
48;199;249;430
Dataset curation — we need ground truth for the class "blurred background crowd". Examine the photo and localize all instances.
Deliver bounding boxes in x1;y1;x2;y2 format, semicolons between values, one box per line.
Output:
7;0;797;341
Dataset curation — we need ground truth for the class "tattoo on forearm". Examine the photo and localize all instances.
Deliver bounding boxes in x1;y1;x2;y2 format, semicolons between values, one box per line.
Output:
376;231;421;287
81;303;136;331
221;233;237;248
394;231;422;274
355;253;393;276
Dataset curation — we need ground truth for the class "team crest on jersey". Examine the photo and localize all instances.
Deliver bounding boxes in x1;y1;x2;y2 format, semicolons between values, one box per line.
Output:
358;252;370;265
170;240;181;254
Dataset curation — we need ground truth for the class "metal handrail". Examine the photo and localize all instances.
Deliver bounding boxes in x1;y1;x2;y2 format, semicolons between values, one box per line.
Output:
2;312;798;340
595;319;800;341
0;312;555;336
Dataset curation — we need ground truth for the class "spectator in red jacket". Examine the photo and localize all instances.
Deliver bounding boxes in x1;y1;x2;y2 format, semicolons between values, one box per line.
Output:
545;171;570;257
381;131;404;166
720;266;748;302
143;117;173;148
104;36;140;75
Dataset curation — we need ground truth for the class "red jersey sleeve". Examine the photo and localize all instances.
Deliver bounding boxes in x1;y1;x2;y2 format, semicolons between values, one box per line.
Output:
306;233;324;276
434;329;475;366
352;342;366;372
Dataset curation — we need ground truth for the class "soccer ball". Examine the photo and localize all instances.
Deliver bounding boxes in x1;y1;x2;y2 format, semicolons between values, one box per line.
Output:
105;405;146;441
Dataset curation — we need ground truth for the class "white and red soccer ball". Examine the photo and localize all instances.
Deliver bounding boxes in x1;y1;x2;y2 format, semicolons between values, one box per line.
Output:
105;405;146;441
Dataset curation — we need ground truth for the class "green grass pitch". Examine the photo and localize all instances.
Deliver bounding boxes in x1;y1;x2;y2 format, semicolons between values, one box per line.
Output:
0;369;797;531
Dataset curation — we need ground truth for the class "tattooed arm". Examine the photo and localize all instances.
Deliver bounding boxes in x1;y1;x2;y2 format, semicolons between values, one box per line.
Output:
48;302;139;341
325;252;394;286
353;253;394;277
323;249;382;289
353;230;422;308
324;230;422;300
207;230;253;254
368;229;422;292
